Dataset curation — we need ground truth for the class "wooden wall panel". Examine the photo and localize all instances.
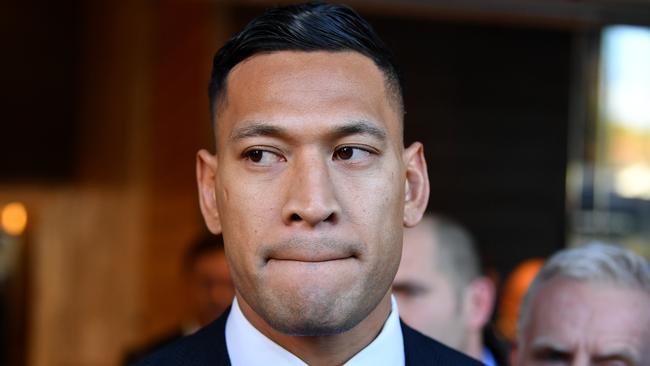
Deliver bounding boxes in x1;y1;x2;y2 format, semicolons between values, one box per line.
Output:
139;0;232;343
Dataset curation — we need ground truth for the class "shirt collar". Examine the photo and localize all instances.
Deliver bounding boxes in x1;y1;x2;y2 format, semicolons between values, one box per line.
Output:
225;296;405;366
482;345;498;366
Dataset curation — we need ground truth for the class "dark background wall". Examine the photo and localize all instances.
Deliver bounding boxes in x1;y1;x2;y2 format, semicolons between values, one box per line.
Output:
371;16;571;277
1;0;81;182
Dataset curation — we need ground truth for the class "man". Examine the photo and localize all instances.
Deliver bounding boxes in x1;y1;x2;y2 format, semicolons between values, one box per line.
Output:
393;215;507;366
182;233;235;329
125;234;234;364
137;2;481;365
513;243;650;366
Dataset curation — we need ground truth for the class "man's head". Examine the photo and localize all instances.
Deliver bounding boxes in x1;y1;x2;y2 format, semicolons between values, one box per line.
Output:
393;215;495;358
183;234;234;326
207;2;403;126
515;243;650;366
196;2;429;338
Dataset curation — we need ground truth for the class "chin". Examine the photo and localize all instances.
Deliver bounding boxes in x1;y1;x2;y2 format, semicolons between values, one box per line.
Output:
269;313;358;336
257;287;372;337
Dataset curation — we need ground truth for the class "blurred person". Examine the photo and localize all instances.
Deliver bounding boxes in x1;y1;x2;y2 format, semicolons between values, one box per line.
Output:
125;233;234;364
513;243;650;366
393;214;508;366
183;233;235;329
137;2;481;365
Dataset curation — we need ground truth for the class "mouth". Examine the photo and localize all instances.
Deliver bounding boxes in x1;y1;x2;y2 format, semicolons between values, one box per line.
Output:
267;255;354;263
262;238;361;265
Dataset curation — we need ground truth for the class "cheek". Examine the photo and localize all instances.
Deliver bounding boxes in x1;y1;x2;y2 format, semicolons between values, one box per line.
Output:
219;174;279;230
217;177;282;278
341;164;404;227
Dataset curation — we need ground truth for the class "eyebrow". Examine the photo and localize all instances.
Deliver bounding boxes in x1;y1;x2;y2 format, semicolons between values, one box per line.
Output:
530;340;639;366
230;122;288;141
331;120;387;141
593;350;638;365
530;338;572;360
229;119;387;142
531;337;569;352
392;282;430;296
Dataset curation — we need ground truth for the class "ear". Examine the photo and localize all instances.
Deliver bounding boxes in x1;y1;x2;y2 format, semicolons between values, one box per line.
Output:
464;276;496;331
402;142;430;227
196;149;222;234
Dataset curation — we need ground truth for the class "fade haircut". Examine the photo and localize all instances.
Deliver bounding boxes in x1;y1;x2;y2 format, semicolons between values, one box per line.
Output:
207;2;403;124
517;242;650;338
424;214;481;291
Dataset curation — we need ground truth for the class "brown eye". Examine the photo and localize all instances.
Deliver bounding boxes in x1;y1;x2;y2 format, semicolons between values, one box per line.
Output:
242;149;284;166
246;150;264;163
333;146;372;162
336;146;354;160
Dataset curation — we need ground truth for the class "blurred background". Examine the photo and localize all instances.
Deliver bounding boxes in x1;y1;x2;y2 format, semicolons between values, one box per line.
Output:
1;0;649;365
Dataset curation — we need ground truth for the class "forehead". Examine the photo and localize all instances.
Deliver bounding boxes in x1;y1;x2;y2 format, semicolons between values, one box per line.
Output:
527;278;650;357
216;51;401;145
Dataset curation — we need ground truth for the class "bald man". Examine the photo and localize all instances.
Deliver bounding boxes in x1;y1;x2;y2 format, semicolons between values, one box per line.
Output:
394;214;507;365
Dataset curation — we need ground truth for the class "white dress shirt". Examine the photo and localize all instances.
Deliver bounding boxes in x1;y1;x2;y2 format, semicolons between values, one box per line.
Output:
226;296;405;366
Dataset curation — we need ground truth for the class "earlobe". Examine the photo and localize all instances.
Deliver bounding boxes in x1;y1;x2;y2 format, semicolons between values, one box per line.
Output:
467;277;496;330
402;142;430;227
196;149;222;234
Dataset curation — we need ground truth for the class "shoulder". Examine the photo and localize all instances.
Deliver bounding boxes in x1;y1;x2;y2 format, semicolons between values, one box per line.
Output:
401;320;484;366
133;310;231;366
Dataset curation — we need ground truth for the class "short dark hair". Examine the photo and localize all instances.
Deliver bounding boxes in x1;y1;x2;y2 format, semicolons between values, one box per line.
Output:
208;2;403;122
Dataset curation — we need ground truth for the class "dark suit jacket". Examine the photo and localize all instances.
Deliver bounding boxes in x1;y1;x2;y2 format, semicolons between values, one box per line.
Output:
135;308;483;365
483;326;510;366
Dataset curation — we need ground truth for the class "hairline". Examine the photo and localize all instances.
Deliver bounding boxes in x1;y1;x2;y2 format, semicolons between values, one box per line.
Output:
424;215;480;289
210;49;404;139
414;215;480;314
517;243;650;345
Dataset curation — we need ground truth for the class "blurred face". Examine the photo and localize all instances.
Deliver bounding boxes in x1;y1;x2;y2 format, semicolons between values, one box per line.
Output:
393;222;468;350
197;51;429;336
516;278;650;366
188;251;234;326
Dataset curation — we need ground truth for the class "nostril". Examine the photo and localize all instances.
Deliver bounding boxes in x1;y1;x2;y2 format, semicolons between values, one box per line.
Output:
290;213;302;222
324;213;336;223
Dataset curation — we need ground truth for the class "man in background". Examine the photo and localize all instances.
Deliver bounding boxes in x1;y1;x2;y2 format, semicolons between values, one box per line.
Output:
514;243;650;366
183;233;235;329
393;214;508;365
125;234;234;364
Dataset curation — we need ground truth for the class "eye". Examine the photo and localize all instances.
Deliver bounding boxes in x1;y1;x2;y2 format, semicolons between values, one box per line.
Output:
392;284;429;298
242;149;284;166
333;146;372;161
602;361;628;366
532;348;571;366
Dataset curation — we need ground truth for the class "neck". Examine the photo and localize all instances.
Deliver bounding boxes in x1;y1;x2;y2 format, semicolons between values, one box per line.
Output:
237;292;393;366
465;330;484;361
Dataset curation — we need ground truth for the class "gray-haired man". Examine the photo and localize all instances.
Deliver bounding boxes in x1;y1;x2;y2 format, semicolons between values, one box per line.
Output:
513;243;650;366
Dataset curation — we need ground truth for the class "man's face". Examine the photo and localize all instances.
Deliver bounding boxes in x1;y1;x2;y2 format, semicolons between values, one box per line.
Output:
393;223;468;350
188;251;234;326
197;51;428;336
516;278;650;366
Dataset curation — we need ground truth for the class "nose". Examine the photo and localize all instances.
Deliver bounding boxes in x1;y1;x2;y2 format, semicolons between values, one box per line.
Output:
281;152;340;227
